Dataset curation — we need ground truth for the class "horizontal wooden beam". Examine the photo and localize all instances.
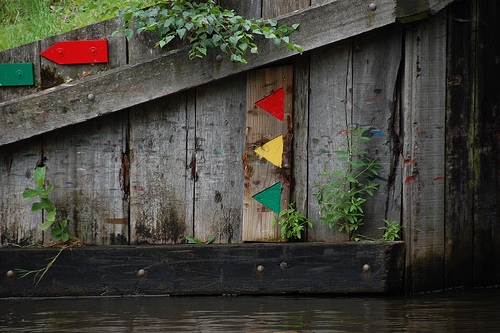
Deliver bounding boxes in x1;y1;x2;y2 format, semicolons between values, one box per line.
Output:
0;0;454;146
396;0;455;22
0;242;405;297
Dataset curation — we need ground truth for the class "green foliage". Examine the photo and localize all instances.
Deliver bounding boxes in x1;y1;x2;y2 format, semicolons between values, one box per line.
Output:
186;234;215;244
117;0;302;63
23;166;72;243
314;126;383;241
16;246;66;286
379;220;401;241
272;203;312;240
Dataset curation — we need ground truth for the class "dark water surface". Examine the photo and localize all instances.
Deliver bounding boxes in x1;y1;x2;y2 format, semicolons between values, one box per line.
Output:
1;288;499;332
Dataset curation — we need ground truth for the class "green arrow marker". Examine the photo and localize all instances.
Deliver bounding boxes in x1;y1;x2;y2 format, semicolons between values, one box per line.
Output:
252;182;282;214
0;63;34;86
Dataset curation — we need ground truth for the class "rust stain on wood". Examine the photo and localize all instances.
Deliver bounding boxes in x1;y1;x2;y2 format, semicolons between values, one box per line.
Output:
105;218;128;225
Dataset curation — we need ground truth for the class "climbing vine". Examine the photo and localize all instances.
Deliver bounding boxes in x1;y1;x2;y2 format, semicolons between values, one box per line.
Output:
116;0;302;63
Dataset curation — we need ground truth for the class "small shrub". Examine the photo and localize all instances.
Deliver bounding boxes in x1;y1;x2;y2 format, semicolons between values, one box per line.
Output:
272;203;312;240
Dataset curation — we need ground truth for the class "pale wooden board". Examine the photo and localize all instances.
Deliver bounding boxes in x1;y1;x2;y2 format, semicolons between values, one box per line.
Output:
39;17;126;89
243;66;293;242
193;75;246;244
350;28;403;238
220;0;262;18
291;54;310;228
0;0;399;147
0;41;40;102
262;0;310;19
128;92;194;245
307;40;352;242
42;112;127;245
402;12;446;292
0;140;43;246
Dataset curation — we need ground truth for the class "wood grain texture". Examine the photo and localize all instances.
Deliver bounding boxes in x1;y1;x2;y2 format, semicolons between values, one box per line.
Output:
193;75;246;244
243;66;293;242
0;241;405;297
42;112;128;245
444;0;474;289
307;40;352;241
403;12;446;293
262;0;310;19
128;92;194;245
0;0;397;147
0;140;43;246
350;28;403;238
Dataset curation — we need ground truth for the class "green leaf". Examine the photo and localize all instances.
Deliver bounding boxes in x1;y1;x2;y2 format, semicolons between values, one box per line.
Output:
39;220;54;231
34;167;46;186
23;188;39;199
205;235;216;244
46;210;56;222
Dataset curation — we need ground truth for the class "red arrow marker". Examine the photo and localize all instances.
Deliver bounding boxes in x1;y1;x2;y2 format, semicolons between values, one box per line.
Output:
41;40;108;65
255;87;285;121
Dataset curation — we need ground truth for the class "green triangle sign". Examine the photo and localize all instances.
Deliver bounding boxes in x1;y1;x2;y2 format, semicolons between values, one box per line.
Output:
252;182;282;214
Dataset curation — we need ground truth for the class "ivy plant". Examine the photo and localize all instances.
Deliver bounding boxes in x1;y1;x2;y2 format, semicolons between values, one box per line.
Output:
116;0;302;63
23;166;73;243
313;126;383;241
272;203;312;241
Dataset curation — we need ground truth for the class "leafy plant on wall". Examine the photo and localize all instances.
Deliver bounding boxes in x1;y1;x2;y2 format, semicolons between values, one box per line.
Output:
116;0;302;63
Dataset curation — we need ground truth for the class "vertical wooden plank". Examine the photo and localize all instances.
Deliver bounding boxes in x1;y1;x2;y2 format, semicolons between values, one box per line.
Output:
39;18;126;89
291;54;310;225
403;13;447;293
220;0;262;18
473;0;500;287
43;113;127;245
243;66;293;242
129;92;194;244
194;74;246;243
445;0;474;289
351;28;403;238
262;0;310;19
0;41;40;103
0;140;43;246
307;41;352;242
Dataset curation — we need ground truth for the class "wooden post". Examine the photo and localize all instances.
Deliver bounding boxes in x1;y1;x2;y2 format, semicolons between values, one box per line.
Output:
243;66;293;241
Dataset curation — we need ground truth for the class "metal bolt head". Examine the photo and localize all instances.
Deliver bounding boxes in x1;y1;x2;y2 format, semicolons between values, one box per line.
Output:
87;93;95;101
137;269;146;277
279;262;288;270
215;55;223;62
6;270;15;278
257;265;265;273
363;264;371;272
369;3;377;10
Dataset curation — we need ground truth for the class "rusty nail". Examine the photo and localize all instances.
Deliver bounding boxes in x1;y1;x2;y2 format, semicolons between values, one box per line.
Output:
369;3;377;10
215;55;223;62
137;269;146;277
363;264;371;272
257;265;265;273
279;262;288;270
6;270;15;278
87;93;95;101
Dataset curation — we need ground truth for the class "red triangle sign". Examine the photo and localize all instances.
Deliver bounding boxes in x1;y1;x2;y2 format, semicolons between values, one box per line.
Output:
255;87;284;121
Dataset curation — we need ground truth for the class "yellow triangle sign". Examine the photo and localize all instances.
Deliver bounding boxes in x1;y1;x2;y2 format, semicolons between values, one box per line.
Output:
254;135;283;168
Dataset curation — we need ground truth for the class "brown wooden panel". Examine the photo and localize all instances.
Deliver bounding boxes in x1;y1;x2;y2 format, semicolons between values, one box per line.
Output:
243;66;293;242
307;41;352;242
0;241;405;297
472;0;500;287
351;28;403;238
42;112;127;245
403;12;447;293
262;0;310;19
0;140;43;246
445;0;474;289
128;92;194;244
193;74;246;243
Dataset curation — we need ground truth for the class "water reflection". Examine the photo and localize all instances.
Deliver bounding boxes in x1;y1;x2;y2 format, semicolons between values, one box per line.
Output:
1;288;499;332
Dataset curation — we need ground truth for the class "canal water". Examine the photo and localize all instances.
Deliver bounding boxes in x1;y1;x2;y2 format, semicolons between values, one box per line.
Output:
1;288;499;332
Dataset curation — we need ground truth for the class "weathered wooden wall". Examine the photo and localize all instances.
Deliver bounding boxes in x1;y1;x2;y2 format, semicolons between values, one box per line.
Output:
1;0;499;293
